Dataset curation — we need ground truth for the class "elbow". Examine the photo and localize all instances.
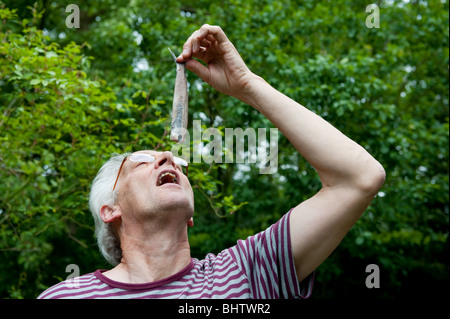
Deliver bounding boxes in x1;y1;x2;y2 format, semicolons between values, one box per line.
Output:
357;160;386;196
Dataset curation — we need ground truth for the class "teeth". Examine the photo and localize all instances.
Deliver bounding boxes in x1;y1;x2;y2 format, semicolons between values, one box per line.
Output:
160;172;176;179
158;172;177;186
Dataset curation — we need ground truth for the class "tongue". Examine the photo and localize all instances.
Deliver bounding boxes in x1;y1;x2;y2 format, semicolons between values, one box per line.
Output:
160;174;175;185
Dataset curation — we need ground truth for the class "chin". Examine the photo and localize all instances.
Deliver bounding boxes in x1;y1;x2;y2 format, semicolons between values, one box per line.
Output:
152;193;194;215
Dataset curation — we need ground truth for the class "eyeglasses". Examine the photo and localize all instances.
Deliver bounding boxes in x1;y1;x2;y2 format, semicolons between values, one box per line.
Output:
112;153;189;192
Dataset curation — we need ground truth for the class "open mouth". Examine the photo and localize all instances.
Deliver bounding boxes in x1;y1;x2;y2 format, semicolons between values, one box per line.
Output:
157;170;179;186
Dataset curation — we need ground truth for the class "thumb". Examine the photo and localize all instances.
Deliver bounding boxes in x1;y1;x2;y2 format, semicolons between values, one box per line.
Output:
185;59;211;84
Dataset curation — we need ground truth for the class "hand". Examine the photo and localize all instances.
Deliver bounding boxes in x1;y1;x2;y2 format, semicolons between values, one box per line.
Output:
177;24;256;101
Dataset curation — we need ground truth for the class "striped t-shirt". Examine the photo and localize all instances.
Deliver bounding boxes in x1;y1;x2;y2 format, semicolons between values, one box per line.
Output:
37;210;314;299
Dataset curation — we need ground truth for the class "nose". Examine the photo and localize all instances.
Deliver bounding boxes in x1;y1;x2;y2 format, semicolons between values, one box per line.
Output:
153;151;177;170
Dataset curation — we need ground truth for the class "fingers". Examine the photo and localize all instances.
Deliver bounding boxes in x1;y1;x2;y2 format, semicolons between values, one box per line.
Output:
199;37;213;49
184;59;210;84
177;24;228;62
198;24;228;43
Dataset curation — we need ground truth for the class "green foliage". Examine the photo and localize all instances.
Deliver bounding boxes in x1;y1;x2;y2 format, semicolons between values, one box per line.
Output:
0;2;239;298
0;4;117;298
1;0;448;299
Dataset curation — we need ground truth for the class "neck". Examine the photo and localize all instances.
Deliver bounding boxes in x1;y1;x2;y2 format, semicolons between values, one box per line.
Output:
104;219;191;284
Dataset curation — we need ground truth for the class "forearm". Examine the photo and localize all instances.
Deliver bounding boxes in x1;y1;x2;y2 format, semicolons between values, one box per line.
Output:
242;75;385;192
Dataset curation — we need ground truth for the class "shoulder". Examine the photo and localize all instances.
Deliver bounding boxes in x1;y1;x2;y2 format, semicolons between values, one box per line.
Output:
37;271;102;299
192;250;237;273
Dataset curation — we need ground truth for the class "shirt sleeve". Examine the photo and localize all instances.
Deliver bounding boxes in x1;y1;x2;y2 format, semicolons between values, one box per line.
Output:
228;209;314;299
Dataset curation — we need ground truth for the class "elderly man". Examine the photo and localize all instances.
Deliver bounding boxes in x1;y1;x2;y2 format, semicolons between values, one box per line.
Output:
38;25;385;299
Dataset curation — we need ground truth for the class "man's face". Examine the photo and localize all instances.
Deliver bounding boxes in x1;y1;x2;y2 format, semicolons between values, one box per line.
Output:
114;150;194;225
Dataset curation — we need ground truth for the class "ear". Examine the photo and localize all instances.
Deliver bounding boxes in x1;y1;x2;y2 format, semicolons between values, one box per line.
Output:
187;217;194;228
100;204;122;224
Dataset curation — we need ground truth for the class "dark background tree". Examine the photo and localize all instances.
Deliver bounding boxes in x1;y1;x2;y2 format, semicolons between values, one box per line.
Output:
0;0;448;299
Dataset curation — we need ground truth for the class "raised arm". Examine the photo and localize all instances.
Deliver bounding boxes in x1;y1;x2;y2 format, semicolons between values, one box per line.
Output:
178;25;386;282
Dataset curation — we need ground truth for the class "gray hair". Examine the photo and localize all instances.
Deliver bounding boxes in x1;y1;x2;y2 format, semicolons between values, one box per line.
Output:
89;153;130;266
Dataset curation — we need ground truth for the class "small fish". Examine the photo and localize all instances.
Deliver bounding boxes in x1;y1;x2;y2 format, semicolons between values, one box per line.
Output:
168;48;188;143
